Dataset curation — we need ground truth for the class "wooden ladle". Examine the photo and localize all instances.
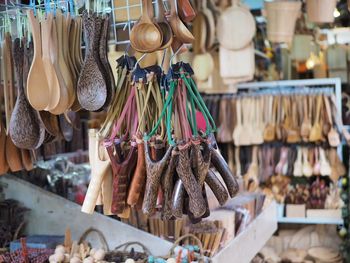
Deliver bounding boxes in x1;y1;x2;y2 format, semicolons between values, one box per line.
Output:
130;0;163;53
26;10;50;111
168;0;195;44
155;0;173;49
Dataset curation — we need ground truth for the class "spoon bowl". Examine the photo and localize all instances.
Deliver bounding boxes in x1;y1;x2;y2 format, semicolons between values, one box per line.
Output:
130;0;163;53
168;0;194;44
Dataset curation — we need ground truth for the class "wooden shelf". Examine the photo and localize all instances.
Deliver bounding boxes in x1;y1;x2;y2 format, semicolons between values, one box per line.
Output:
278;216;343;225
212;201;277;263
0;174;278;262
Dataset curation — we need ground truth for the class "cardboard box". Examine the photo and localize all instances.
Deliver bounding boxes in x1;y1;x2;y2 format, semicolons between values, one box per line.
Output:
286;204;306;218
306;209;342;219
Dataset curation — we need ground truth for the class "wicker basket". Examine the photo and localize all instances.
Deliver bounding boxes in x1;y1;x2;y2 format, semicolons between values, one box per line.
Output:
166;234;205;263
105;242;151;263
306;0;337;23
265;0;302;43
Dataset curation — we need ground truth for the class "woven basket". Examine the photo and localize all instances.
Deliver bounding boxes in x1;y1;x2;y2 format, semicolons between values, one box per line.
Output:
306;0;337;23
78;227;109;251
265;0;302;43
167;234;205;263
105;242;151;263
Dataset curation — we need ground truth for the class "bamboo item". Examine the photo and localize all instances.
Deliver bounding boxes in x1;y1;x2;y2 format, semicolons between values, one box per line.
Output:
306;0;337;23
265;0;301;43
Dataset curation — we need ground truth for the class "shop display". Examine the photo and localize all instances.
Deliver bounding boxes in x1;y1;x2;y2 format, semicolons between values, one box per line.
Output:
1;0;350;262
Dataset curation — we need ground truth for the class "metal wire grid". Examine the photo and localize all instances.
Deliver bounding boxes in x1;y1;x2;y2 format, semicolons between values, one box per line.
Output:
0;0;169;46
110;0;170;45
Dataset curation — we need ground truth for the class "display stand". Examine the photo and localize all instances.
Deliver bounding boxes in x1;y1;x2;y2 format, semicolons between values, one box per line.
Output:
0;174;277;262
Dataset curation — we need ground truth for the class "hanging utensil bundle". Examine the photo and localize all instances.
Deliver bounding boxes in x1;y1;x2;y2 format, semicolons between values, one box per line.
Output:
81;57;239;222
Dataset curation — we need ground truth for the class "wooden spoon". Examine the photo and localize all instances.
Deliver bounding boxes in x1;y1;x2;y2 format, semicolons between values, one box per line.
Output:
251;97;264;145
77;11;107;111
41;14;62;111
21;149;33;171
309;95;324;142
293;147;303;177
313;147;321;176
324;95;340;147
302;147;313;177
168;0;195;44
319;147;331;176
2;36;22;172
202;0;216;50
10;38;41;149
155;0;173;49
244;146;259;192
263;95;276;142
233;98;243;146
300;96;312;142
49;12;71;114
130;0;163;52
26;10;50;111
0;89;8;174
61;12;76;108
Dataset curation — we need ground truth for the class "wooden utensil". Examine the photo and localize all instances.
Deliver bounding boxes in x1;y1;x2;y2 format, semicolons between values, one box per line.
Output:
0;87;8;174
309;95;324;142
130;0;163;52
155;0;173;49
21;149;33;171
2;36;22;171
77;11;107;111
319;147;331;176
324;95;340;147
49;12;70;114
61;12;76;108
10;38;41;150
193;52;214;82
26;10;50;111
293;147;303;177
81;129;111;214
302;147;313;177
192;3;207;55
233;98;243;146
168;0;195;44
251;97;264;145
300;96;312;142
244;146;259;192
203;0;216;51
219;43;255;80
312;147;321;175
178;0;196;22
40;14;63;111
263;96;276;142
217;1;256;50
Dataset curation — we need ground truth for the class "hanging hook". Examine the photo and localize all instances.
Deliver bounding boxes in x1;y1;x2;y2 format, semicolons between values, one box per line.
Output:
170;44;184;65
132;53;147;72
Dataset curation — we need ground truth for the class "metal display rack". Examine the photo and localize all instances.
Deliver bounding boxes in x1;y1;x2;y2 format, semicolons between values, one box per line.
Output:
204;78;345;225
